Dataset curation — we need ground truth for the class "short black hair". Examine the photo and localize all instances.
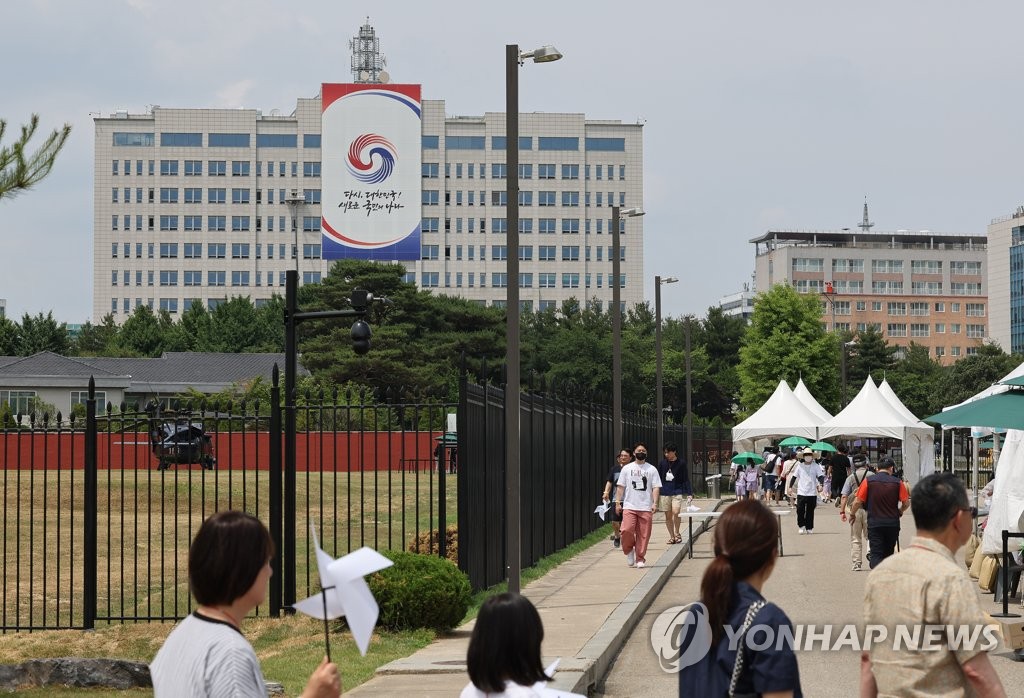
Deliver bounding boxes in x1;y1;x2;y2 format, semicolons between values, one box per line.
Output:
664;442;678;452
878;457;896;470
838;444;848;454
634;442;649;452
189;511;274;606
911;473;970;532
466;593;548;692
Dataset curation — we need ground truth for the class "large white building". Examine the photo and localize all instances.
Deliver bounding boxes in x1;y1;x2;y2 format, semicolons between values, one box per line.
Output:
985;207;1024;352
93;98;644;321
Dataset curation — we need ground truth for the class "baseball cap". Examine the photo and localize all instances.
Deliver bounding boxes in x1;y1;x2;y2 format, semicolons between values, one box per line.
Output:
852;454;867;466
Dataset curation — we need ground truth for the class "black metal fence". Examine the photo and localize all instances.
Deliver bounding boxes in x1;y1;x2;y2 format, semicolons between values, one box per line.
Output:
0;365;735;625
456;369;735;591
0;373;455;632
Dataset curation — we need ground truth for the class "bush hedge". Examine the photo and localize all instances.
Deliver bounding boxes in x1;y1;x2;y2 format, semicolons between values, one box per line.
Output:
368;550;471;632
407;525;458;565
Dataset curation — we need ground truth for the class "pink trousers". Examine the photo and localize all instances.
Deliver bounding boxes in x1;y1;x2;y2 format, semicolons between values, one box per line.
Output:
620;509;654;562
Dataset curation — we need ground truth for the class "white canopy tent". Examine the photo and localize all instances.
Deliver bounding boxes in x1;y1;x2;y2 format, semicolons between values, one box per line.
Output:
793;378;833;422
732;379;821;452
818;376;935;486
877;378;937;488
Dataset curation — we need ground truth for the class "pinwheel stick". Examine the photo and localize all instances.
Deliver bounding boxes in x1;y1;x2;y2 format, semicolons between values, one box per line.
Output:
321;585;335;662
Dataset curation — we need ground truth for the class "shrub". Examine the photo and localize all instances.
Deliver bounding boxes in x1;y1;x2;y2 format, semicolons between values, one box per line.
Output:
408;525;458;565
369;550;471;632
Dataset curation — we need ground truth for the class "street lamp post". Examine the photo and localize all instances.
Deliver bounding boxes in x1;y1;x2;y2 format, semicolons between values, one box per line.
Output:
684;316;693;479
611;205;644;448
655;276;678;456
285;189;304;281
505;43;561;594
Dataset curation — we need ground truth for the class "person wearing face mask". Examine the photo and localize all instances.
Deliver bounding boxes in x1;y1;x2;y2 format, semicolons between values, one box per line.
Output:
792;448;824;534
614;442;662;569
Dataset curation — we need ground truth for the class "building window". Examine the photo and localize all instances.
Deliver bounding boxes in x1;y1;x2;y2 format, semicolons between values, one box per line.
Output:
421;272;440;287
70;390;106;416
950;282;983;296
561;164;580;180
832;258;864;273
561;191;580;207
910;323;930;337
491;273;508;288
159;243;178;258
159;215;178;231
491;163;507;179
208;243;226;259
231;271;250;286
539;245;556;261
966;324;986;338
421;245;439;260
792;258;824;273
538;164;556;180
561;218;580;234
584;137;625;151
231;188;250;204
160;133;202;147
183;270;202;286
491;245;507;261
231;216;250;231
910;260;942;274
871;281;904;295
256;134;297;148
561;246;580;261
208;133;250;148
950;261;982;275
887;302;907;316
112;132;154;147
886;323;907;337
909;302;929;316
538;137;579;151
159;271;178;286
209;160;227;176
871;259;903;274
303;161;322;177
159;160;179;176
538;191;556;207
561;273;580;288
966;303;986;317
423;190;439;206
160;187;178;204
231;243;250;259
911;281;943;295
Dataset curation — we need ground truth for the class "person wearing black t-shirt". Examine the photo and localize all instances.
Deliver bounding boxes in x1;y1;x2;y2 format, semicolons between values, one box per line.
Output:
602;449;631;548
830;445;851;502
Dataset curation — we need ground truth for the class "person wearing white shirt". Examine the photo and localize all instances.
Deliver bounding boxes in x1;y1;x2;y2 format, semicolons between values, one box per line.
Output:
792;449;824;534
614;443;662;569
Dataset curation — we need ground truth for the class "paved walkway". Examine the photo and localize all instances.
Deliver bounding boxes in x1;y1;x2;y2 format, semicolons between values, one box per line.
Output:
600;498;1024;695
348;498;724;696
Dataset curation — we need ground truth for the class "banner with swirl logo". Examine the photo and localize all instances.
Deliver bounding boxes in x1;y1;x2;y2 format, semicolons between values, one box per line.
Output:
321;83;421;260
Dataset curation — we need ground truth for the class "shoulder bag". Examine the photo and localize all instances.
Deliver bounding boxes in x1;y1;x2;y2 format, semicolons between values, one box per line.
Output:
728;599;766;698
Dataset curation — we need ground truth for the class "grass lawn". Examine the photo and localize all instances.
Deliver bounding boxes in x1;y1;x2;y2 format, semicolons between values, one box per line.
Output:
0;468;456;629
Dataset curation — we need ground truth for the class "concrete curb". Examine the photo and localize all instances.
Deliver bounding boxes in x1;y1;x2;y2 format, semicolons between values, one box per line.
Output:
550;499;725;695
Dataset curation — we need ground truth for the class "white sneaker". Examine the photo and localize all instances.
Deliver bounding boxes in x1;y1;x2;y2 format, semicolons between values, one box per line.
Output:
626;550;636;567
806;529;813;534
798;527;807;535
635;561;646;569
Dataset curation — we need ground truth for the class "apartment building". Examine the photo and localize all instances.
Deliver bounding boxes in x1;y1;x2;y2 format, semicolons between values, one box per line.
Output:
752;228;987;364
985;208;1024;352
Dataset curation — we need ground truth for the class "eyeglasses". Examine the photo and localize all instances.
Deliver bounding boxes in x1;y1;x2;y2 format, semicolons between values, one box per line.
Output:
955;506;978;519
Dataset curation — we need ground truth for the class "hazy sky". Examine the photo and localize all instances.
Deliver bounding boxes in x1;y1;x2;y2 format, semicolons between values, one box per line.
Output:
3;0;1024;323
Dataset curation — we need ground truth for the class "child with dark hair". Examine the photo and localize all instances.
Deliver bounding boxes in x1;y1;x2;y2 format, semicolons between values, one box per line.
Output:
461;592;584;697
678;500;802;697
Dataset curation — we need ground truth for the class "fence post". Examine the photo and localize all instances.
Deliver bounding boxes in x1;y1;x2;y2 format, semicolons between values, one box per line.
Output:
269;365;283;616
284;271;298;612
83;376;98;630
438;435;447;560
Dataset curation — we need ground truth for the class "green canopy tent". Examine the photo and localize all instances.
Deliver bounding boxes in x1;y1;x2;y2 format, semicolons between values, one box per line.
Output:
924;391;1024;431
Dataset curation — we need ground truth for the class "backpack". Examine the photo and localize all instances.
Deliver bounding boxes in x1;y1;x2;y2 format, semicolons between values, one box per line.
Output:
762;454;779;474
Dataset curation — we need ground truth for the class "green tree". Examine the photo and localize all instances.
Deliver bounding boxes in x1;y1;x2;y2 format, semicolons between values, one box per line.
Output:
847;325;896;389
886;342;944;418
935;343;1022;408
0;115;71;200
116;305;165;357
0;316;20;355
72;314;119;355
737;283;839;415
17;311;69;355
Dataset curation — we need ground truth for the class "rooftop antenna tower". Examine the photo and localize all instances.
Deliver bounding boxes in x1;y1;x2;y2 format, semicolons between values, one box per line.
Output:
859;196;874;232
350;18;390;84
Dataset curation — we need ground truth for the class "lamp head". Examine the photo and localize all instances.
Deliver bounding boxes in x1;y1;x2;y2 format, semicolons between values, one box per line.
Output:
619;207;645;217
660;277;679;285
521;45;563;63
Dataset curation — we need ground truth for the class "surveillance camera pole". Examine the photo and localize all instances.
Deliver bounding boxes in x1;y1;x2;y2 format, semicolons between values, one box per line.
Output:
281;269;371;612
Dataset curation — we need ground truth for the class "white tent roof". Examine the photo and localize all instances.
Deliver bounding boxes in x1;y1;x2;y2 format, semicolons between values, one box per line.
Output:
820;376;935;486
793;378;833;422
819;376;920;440
732;379;820;442
878;379;929;429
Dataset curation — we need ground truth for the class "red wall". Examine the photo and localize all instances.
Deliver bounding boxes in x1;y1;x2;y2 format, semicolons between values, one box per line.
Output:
0;432;441;472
